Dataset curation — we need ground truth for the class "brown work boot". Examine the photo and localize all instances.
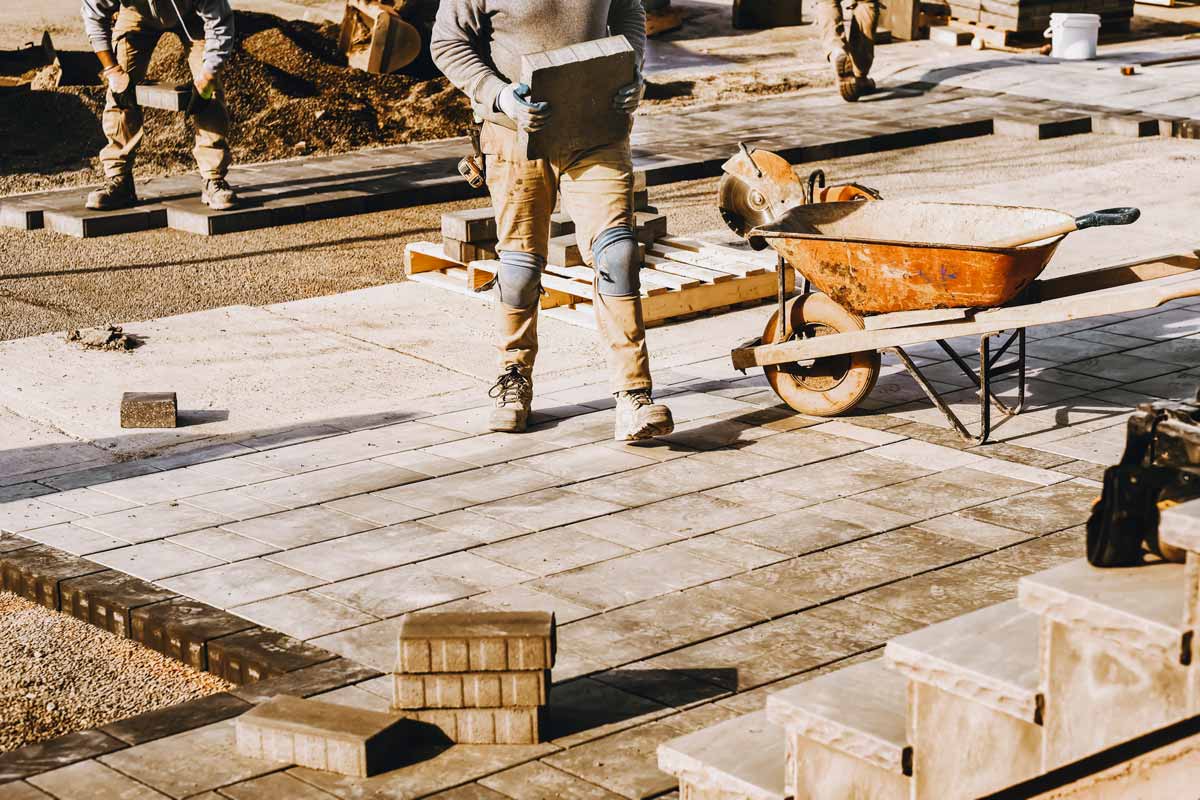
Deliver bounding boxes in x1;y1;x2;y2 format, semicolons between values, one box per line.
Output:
614;389;674;442
488;365;533;433
86;174;137;210
833;51;860;102
202;178;239;211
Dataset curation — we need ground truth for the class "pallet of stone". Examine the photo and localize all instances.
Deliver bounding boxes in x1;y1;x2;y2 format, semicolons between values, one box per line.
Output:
394;669;550;709
401;706;542;745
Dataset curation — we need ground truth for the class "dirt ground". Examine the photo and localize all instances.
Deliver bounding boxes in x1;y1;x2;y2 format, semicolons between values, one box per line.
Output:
0;591;231;752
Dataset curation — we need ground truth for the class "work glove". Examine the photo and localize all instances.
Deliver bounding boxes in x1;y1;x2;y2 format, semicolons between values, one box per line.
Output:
613;70;644;114
497;83;551;134
103;64;136;109
187;71;217;117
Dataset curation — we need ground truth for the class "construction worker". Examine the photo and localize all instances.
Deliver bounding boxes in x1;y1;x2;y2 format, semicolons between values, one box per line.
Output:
81;0;239;210
814;0;879;101
431;1;676;442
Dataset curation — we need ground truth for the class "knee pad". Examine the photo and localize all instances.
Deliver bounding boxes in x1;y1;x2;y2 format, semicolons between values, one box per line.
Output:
497;251;544;308
593;226;641;297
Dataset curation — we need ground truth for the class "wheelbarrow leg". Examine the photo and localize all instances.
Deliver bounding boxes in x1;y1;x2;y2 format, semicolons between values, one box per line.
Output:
888;346;976;443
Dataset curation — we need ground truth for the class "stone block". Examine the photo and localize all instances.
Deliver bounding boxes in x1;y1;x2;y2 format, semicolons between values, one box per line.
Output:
0;545;105;610
399;706;540;744
131;598;256;670
0;201;43;230
135;81;191;111
1162;499;1200;556
658;711;788;800
518;36;637;160
165;198;274;236
548;234;584;267
236;694;412;777
549;211;575;237
207;628;337;685
993;115;1091;140
442;207;497;243
392;669;549;709
443;238;498;264
397;611;555;673
59;569;175;637
634;211;668;244
790;738;910;800
119;391;177;429
1091;113;1160;138
44;206;165;238
633;170;647;193
633;189;650;212
929;26;973;46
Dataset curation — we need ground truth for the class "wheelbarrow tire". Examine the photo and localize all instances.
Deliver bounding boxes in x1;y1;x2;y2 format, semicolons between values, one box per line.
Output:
761;293;881;417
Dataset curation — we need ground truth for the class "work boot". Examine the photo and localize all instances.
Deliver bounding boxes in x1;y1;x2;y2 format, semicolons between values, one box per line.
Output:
856;76;877;96
614;389;675;442
85;174;137;210
202;178;239;211
833;50;860;102
488;365;533;433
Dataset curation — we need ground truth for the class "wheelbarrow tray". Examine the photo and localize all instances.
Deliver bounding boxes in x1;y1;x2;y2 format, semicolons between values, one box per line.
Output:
750;200;1072;315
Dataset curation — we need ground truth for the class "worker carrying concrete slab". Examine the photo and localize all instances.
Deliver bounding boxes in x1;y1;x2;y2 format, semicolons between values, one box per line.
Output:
431;1;676;442
80;0;240;211
813;0;879;101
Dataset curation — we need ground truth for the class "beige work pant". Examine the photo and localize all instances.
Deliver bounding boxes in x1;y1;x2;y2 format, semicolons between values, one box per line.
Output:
481;121;652;393
814;0;880;77
100;5;231;180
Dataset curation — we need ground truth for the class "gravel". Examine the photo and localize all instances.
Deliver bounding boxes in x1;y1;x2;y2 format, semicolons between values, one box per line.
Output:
0;590;232;753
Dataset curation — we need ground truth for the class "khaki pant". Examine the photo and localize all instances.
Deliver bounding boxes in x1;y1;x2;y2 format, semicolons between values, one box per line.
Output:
814;0;880;77
100;5;231;179
481;121;652;393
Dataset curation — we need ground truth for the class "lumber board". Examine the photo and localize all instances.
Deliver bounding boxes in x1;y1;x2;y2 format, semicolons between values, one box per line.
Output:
1034;255;1200;300
648;244;769;278
863;307;974;330
643;254;736;284
548;264;673;296
406;241;461;276
643;269;794;323
655;236;778;270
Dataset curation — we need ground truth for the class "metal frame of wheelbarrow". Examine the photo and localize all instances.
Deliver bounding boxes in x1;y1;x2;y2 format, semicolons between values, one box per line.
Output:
736;254;1200;445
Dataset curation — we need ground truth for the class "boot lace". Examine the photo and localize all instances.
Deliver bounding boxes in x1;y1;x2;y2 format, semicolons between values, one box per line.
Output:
489;366;530;407
102;175;129;193
207;178;232;193
622;389;653;407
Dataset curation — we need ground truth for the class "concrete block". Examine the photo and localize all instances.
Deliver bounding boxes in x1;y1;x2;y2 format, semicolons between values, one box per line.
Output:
790;738;910;800
131;598;255;670
443;238;498;264
634;211;668;244
549;211;575;237
442;207;497;243
658;711;788;800
135;81;191;112
392;669;549;709
1091;113;1159;138
207;628;337;685
59;569;175;637
633;189;650;212
400;706;540;744
518;36;637;160
1161;499;1200;556
120;391;177;429
993;115;1092;140
0;201;43;230
548;234;584;267
397;611;555;673
301;191;367;222
44;206;164;238
236;694;412;777
165;198;274;236
633;170;647;193
0;545;105;610
929;26;973;46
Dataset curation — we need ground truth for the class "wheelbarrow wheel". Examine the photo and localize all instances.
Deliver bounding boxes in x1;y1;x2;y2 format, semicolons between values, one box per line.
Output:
761;293;881;416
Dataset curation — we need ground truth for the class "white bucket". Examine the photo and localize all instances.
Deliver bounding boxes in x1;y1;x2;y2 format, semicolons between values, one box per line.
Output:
1044;13;1101;60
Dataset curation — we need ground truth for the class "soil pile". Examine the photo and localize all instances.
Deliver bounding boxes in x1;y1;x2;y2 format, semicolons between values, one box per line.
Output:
0;11;473;194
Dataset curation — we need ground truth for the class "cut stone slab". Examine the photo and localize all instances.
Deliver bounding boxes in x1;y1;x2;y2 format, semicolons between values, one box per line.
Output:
0;545;105;610
657;710;787;800
766;658;910;775
398;611;556;673
548;234;584;268
1018;558;1190;664
1161;499;1200;555
59;569;176;637
135;80;191;111
442;207;497;243
634;211;668;244
393;669;550;709
131;597;256;670
993;114;1092;140
400;706;541;744
120;392;178;429
1091;113;1161;138
43;205;166;238
207;627;338;685
236;694;412;778
518;36;637;160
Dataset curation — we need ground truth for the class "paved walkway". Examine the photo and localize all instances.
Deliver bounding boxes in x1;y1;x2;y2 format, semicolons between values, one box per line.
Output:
3;286;1200;797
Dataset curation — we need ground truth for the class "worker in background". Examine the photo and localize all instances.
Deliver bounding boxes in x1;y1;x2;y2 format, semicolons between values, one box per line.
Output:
814;0;879;101
431;1;676;442
81;0;239;211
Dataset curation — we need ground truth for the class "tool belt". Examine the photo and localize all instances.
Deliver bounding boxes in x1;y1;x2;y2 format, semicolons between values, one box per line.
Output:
1087;394;1200;567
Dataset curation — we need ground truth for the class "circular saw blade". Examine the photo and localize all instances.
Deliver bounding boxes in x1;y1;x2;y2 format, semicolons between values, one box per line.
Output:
718;173;776;238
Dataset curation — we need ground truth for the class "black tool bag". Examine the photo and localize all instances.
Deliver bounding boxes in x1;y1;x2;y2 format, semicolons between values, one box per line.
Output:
1087;395;1200;567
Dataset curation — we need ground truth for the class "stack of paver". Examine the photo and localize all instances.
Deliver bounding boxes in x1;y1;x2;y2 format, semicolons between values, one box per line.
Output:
947;0;1133;37
392;610;556;745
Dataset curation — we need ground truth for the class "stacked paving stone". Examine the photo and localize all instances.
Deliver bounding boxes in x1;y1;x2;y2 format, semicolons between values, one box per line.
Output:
659;496;1200;798
392;610;555;745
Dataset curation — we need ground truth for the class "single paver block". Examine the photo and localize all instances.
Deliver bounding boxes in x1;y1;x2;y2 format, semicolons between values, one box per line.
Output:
658;711;788;800
135;81;191;111
1091;113;1159;138
132;597;256;670
518;36;637;160
929;26;972;45
0;545;105;610
207;628;338;685
444;237;498;264
120;392;177;429
634;189;649;211
236;695;412;777
44;206;165;238
165;198;275;236
397;611;555;673
634;211;668;244
400;706;541;744
442;207;497;243
548;234;584;267
549;211;575;237
393;669;550;709
59;569;176;637
992;115;1091;140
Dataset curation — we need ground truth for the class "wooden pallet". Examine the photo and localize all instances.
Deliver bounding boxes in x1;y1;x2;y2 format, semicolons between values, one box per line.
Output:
404;238;790;329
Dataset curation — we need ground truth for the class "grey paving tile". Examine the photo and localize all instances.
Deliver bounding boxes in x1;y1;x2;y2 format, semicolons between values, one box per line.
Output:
373;449;478;477
308;617;402;672
178;489;288;521
568;515;683;551
666;533;789;570
312;561;484;618
321;493;430;525
542;677;673;747
167;527;280;561
515;442;657;481
848;559;1030;625
231;590;377;641
871;439;985;470
184;457;290;486
378;464;561;513
222;505;376;549
418;551;533;589
699;480;818;513
27;759;170;800
1122;335;1200;366
980;526;1087;574
420;508;532;542
684;447;796;480
476;528;632;577
832;526;990;574
90;469;237;506
737;549;905;607
854;468;1028;518
89;540;226;581
470;584;595;624
0;484;56;503
911;513;1033;549
19;522;130;556
472;488;627;531
1057;352;1186;384
479;761;624;800
1123;368;1200;401
74;502;235;544
654;416;759;451
423;431;567;467
241;421;468;474
738;427;874;466
1098;308;1200;341
570;458;733;507
239;460;428;509
158;558;324;608
38;488;139;517
959;480;1100;534
218;772;340;800
0;499;84;533
266;522;478;582
425;785;510;800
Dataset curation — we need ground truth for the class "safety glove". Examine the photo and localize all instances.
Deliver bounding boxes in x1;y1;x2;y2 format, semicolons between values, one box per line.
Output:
497;83;551;133
103;64;137;110
613;69;644;114
187;71;217;117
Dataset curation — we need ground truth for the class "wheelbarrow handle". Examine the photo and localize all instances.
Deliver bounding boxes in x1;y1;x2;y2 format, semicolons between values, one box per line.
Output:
986;206;1141;248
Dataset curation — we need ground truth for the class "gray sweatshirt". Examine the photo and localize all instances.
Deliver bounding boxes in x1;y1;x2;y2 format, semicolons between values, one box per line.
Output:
81;0;235;74
431;0;646;127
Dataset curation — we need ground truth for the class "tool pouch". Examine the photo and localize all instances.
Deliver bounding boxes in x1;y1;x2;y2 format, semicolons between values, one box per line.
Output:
1087;396;1200;567
458;124;486;189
